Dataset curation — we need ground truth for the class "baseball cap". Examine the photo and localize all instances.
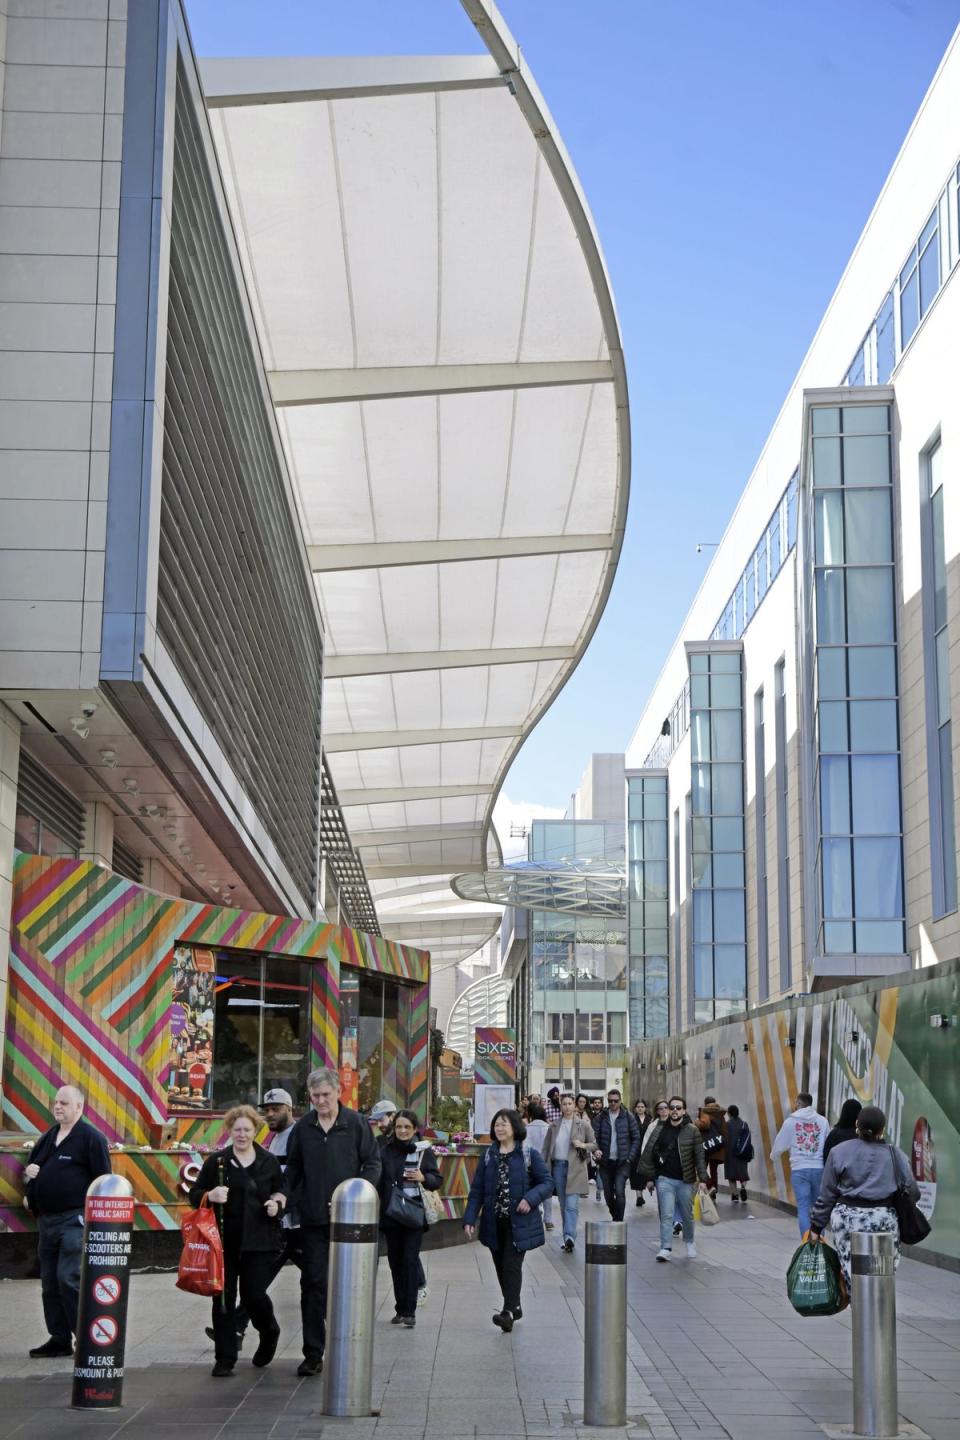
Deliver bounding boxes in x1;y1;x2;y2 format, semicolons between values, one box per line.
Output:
370;1099;398;1119
262;1088;293;1106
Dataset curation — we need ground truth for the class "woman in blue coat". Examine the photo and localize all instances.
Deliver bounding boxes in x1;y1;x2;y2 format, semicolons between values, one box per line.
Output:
463;1108;554;1332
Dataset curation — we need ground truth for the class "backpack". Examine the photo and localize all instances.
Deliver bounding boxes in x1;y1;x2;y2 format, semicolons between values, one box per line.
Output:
734;1121;755;1163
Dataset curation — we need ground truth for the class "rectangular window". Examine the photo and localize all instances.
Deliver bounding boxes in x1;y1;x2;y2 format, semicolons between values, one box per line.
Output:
755;688;769;1000
774;659;791;988
923;440;957;915
212;950;312;1109
627;773;670;1039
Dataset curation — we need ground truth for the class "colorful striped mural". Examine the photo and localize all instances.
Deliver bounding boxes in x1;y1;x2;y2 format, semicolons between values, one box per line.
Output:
3;853;429;1153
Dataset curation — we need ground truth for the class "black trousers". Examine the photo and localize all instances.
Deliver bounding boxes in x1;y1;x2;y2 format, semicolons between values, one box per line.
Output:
38;1212;83;1344
384;1223;423;1318
210;1248;279;1365
235;1228;303;1333
490;1217;525;1314
600;1161;630;1221
300;1225;330;1360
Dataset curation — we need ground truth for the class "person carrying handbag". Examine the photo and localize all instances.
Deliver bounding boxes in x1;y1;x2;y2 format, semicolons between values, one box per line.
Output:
189;1106;286;1377
377;1109;442;1328
809;1104;924;1293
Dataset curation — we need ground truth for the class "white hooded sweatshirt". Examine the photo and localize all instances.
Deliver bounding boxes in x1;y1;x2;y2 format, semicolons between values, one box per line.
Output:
770;1106;828;1171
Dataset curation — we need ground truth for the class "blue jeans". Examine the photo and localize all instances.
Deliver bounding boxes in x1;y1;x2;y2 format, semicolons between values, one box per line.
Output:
38;1211;84;1344
792;1168;824;1237
551;1160;580;1241
656;1177;694;1249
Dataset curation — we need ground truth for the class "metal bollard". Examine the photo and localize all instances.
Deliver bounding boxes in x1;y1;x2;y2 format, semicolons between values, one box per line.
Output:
583;1219;627;1427
851;1231;899;1439
321;1177;380;1417
72;1174;135;1410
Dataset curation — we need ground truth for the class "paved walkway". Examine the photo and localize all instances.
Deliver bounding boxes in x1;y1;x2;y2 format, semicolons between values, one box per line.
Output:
0;1196;958;1440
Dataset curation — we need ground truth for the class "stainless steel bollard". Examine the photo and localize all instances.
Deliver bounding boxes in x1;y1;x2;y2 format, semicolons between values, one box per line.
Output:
583;1220;627;1427
321;1177;380;1418
851;1231;899;1439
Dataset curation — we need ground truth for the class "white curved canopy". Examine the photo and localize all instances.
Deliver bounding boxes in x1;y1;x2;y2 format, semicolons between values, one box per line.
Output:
201;0;629;965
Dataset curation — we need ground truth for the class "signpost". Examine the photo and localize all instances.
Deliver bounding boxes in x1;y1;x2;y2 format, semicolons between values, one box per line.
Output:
72;1175;135;1410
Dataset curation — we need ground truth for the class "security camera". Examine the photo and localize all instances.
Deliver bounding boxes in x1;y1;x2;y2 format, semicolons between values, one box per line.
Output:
80;702;97;718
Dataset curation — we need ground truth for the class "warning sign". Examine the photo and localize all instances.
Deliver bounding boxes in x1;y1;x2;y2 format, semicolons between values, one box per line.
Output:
93;1275;121;1305
89;1315;118;1348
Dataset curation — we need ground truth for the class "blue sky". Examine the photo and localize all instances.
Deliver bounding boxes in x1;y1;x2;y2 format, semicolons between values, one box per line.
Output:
188;0;960;813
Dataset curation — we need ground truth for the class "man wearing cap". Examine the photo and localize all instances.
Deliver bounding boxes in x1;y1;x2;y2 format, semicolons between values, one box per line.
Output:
370;1098;398;1136
205;1088;303;1351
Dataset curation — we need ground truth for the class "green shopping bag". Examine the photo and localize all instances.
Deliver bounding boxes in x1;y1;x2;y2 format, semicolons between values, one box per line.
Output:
786;1238;848;1317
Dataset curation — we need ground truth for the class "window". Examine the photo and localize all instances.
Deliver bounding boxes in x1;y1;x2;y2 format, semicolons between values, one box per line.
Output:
755;688;769;1000
923;440;957;915
212;950;312;1109
627;772;670;1038
14;753;84;858
810;402;905;956
774;659;791;988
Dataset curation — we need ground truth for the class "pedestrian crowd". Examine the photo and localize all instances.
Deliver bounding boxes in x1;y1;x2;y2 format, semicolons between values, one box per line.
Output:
20;1076;922;1375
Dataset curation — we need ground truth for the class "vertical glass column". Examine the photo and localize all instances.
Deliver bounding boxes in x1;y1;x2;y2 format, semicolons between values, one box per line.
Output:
774;657;792;988
754;688;769;1000
810;401;905;955
689;647;747;1022
626;771;669;1038
923;440;957;915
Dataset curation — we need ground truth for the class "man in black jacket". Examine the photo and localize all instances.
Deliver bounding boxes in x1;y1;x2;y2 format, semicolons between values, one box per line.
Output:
283;1067;381;1376
23;1086;111;1358
591;1089;640;1222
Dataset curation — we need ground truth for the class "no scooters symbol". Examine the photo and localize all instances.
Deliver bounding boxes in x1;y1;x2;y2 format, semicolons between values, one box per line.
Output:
89;1315;119;1348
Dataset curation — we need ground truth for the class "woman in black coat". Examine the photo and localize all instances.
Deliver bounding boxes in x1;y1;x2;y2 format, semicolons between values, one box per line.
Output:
630;1100;651;1206
189;1105;286;1377
377;1109;442;1328
823;1097;863;1164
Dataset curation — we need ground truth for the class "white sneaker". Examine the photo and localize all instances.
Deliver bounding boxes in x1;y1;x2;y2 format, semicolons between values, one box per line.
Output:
418;1286;429;1303
655;1248;672;1262
686;1242;697;1259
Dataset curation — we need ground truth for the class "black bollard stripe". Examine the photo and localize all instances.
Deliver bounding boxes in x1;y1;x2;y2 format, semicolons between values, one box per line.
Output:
330;1221;379;1244
851;1253;895;1276
585;1243;627;1265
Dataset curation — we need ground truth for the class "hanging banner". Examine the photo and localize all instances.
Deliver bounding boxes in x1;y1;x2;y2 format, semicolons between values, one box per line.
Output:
166;946;215;1111
474;1026;517;1086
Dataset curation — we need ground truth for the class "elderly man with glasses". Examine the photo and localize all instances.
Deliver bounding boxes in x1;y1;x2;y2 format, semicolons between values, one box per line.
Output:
639;1096;709;1261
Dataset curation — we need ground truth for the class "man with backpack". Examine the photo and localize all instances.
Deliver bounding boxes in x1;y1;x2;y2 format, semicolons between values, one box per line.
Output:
696;1096;727;1199
724;1103;753;1203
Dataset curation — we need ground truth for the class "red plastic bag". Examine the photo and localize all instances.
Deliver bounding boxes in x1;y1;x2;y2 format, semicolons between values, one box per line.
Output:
176;1195;224;1296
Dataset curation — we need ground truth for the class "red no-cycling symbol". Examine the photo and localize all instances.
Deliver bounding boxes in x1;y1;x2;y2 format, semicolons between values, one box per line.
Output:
93;1275;121;1305
89;1315;118;1348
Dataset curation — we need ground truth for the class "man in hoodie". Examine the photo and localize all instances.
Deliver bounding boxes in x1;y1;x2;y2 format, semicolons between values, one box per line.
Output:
770;1091;829;1236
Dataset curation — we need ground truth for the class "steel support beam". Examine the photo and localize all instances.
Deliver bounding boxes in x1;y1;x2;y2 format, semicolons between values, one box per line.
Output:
270;359;613;407
325;645;576;678
309;533;611;572
324;725;522;753
202;55;503;106
338;782;490;806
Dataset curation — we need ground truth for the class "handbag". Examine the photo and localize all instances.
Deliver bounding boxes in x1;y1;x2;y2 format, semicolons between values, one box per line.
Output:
176;1194;224;1296
702;1125;724;1155
385;1183;426;1230
698;1190;720;1226
888;1145;931;1246
786;1237;848;1317
420;1184;444;1226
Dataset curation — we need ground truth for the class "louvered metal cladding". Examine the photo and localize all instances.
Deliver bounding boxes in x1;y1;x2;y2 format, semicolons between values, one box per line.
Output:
320;759;381;936
111;836;144;885
17;752;85;855
156;61;323;906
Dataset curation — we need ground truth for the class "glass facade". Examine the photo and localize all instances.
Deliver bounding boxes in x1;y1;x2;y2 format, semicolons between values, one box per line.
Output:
774;657;792;989
754;688;769;1000
809;402;905;956
529;818;627;1090
211;949;312;1108
626;772;669;1039
689;647;747;1021
923;440;958;916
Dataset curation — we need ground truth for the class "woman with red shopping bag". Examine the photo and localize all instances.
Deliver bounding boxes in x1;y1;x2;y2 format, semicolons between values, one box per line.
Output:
188;1106;286;1377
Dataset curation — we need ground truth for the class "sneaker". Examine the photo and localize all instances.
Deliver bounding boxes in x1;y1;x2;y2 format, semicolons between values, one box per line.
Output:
492;1310;514;1332
655;1248;672;1262
252;1328;279;1368
563;1237;575;1253
211;1361;235;1377
297;1356;323;1377
686;1242;697;1259
740;1188;748;1203
418;1285;429;1303
544;1221;555;1230
29;1339;73;1358
511;1306;522;1321
401;1315;416;1328
390;1314;406;1325
673;1222;683;1237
